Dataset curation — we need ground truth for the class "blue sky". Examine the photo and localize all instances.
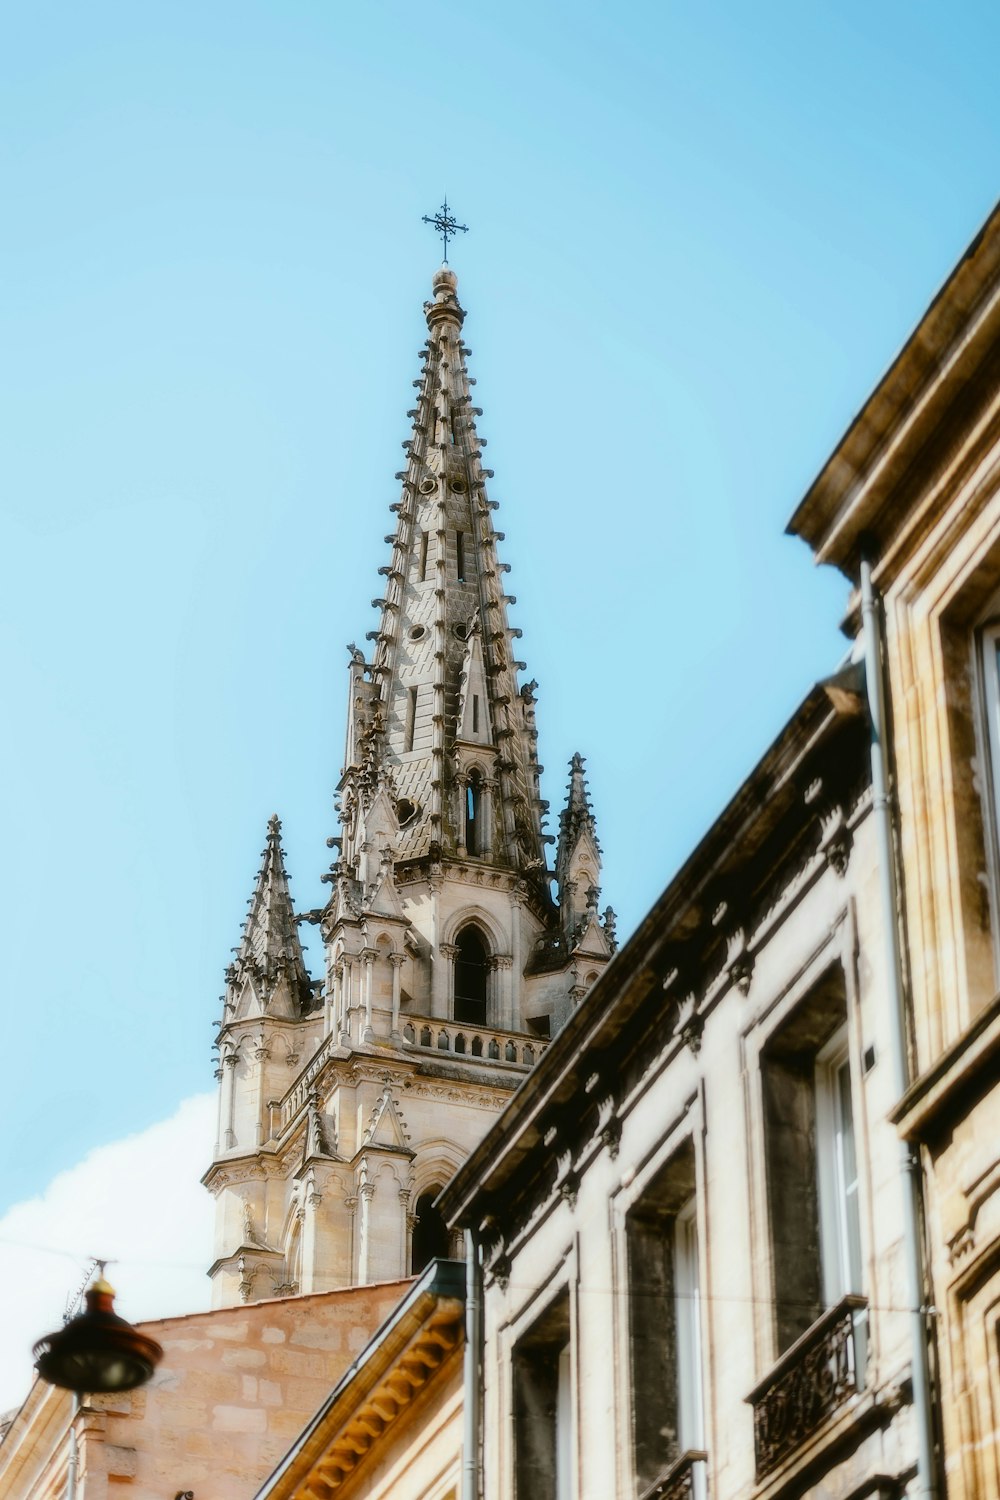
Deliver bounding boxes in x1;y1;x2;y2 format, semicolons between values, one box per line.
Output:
1;1;998;1227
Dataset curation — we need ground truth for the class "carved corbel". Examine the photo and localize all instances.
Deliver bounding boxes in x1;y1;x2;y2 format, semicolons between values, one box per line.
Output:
237;1253;254;1304
489;1251;511;1290
947;1224;975;1265
725;928;754;996
819;803;851;876
674;992;704;1054
554;1147;579;1208
481;1220;511;1288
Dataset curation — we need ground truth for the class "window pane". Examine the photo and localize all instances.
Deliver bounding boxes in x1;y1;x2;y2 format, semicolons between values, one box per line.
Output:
836;1060;863;1295
674;1204;704;1453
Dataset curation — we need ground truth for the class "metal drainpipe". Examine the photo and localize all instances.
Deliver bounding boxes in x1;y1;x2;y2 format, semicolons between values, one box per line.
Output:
462;1228;483;1500
860;552;939;1499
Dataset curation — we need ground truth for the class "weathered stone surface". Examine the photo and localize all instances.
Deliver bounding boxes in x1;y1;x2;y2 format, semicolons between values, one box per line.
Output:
0;1280;412;1500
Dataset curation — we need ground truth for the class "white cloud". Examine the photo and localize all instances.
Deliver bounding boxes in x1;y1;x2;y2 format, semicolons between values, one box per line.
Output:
0;1093;215;1415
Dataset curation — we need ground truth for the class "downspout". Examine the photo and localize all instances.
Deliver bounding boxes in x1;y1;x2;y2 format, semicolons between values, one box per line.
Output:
462;1228;483;1500
860;551;939;1500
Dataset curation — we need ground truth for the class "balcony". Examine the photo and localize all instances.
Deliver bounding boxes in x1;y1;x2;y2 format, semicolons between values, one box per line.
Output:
746;1294;867;1481
401;1016;547;1070
280;1032;336;1128
639;1450;708;1500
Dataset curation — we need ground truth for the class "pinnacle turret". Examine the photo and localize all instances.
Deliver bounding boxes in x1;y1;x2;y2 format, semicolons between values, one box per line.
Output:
223;815;316;1021
555;753;614;952
556;753;599;884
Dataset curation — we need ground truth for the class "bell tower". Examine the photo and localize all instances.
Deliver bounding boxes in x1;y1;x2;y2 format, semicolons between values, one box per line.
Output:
204;267;616;1306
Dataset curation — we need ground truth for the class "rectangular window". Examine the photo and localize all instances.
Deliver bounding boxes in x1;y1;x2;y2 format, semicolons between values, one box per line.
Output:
761;978;863;1354
472;694;480;734
456;531;466;582
674;1200;705;1468
419;530;429;581
815;1035;863;1306
626;1140;704;1495
751;984;868;1479
513;1294;572;1500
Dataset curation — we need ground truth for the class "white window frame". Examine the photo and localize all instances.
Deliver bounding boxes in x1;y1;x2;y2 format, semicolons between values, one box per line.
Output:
674;1197;707;1499
674;1198;704;1450
815;1029;863;1307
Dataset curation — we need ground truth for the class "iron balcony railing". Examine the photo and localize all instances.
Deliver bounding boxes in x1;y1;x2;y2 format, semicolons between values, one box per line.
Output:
639;1450;708;1500
746;1294;868;1481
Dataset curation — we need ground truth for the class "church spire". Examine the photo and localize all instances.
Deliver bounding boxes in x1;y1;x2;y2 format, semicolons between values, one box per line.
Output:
339;267;549;888
224;815;315;1021
205;263;616;1310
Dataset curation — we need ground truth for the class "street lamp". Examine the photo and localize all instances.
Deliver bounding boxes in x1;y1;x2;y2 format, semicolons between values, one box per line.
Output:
33;1276;163;1394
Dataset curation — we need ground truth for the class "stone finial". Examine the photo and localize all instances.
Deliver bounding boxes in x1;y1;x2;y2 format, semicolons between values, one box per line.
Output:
224;813;315;1020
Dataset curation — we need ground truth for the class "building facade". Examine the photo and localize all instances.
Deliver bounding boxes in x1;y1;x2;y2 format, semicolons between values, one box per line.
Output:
439;202;1000;1500
203;266;615;1308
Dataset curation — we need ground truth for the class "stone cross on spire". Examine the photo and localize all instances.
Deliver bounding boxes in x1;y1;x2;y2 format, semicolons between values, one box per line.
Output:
421;198;468;263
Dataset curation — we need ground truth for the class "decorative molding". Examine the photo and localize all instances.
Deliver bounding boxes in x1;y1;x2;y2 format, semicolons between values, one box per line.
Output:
725;928;754;996
819;803;852;876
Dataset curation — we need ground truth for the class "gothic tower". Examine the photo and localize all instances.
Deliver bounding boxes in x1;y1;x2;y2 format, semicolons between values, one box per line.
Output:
204;267;616;1306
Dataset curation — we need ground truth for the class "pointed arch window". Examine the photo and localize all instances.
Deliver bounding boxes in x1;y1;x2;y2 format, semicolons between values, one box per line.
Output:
454;924;489;1025
466;769;482;854
412;1187;450;1273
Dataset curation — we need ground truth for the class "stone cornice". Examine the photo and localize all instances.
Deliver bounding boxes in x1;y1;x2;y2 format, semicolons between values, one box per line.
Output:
254;1260;465;1499
788;199;1000;581
890;988;1000;1143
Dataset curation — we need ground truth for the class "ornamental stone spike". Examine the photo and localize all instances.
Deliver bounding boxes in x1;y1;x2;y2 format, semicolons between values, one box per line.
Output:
224;813;315;1020
556;752;604;934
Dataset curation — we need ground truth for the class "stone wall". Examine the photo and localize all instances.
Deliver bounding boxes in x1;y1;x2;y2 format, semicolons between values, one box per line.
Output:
0;1278;413;1500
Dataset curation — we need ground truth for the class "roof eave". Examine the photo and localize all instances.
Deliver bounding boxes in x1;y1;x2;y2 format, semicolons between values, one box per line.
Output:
787;200;1000;579
439;684;856;1229
254;1259;465;1500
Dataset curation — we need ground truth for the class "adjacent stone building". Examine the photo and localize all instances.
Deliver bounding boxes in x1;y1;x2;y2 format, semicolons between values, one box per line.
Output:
437;200;1000;1500
0;1279;412;1500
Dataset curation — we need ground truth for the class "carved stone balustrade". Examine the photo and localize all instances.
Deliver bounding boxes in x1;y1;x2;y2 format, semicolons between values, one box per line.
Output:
746;1295;867;1481
400;1016;546;1070
279;1034;335;1128
639;1451;708;1500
